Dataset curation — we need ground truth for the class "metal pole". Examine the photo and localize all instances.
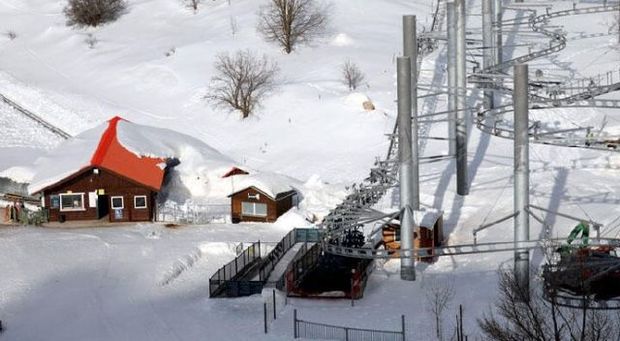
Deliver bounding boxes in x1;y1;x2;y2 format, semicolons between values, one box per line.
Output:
293;309;298;339
456;0;469;195
482;0;495;109
513;63;530;301
447;3;457;155
495;0;503;66
397;56;416;281
272;289;277;320
350;268;355;306
263;302;268;334
401;315;406;341
403;15;420;211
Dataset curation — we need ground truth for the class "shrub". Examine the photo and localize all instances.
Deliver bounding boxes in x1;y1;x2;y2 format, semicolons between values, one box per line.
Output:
64;0;127;28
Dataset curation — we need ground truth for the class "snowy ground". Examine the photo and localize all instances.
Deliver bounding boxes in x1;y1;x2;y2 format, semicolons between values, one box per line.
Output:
0;0;619;340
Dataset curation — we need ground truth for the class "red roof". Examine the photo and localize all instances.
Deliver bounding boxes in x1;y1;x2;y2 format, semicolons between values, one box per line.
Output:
221;167;249;178
89;116;165;191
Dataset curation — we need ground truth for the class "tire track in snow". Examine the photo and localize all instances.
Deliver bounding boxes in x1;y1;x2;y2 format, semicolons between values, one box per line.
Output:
159;246;206;286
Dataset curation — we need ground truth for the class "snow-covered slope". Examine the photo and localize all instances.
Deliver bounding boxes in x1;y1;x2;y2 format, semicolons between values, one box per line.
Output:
0;0;619;340
0;0;436;185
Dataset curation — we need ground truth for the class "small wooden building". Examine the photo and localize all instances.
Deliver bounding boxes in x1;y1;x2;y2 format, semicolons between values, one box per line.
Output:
37;167;160;223
382;209;444;263
29;117;166;223
229;180;296;223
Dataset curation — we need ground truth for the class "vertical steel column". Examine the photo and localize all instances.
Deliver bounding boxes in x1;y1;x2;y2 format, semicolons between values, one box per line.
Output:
513;64;530;300
397;56;416;281
482;0;495;109
403;15;420;211
495;0;503;66
456;0;469;195
447;3;457;155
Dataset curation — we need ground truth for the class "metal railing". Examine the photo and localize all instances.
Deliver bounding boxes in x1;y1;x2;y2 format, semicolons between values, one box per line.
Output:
287;242;322;289
209;229;323;297
157;202;229;225
294;309;406;341
258;228;322;282
209;241;261;297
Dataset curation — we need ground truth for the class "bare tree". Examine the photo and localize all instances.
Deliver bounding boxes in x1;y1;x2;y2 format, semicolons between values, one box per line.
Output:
478;268;620;341
425;280;455;340
184;0;202;12
64;0;127;27
258;0;329;54
206;50;279;118
341;60;365;91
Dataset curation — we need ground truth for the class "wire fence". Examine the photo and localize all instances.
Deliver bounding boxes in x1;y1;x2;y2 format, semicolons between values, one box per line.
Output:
157;202;229;225
293;309;406;341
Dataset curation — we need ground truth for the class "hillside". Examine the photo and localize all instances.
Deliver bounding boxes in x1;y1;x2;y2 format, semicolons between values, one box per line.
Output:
0;0;619;340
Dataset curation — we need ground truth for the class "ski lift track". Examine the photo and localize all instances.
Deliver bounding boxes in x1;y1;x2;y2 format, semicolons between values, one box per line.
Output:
475;4;620;151
321;3;620;258
0;92;71;140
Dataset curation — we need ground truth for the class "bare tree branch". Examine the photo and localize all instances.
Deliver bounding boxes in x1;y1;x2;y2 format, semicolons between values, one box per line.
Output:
206;50;279;118
478;268;620;341
341;60;365;91
425;280;455;340
258;0;329;54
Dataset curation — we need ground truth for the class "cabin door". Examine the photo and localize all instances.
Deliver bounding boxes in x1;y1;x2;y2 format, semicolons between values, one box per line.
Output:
97;195;109;219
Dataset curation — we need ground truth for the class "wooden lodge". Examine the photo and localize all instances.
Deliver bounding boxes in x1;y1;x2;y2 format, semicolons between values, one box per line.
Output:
229;184;296;223
29;117;166;223
37;167;159;223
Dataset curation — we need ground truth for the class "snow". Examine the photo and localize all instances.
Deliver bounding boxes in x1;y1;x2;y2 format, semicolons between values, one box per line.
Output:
413;208;442;229
229;172;298;198
0;166;35;185
27;123;107;194
343;92;373;110
0;0;619;340
116;119;241;200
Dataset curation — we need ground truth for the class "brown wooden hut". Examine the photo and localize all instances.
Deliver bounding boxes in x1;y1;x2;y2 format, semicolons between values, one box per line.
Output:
229;183;296;223
382;209;444;263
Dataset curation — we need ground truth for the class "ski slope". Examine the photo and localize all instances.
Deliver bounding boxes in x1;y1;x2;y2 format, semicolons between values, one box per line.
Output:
0;0;619;340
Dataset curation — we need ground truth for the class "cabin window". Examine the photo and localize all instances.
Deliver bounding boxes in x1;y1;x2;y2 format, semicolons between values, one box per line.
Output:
50;195;60;209
241;202;268;217
111;196;124;209
59;193;85;211
134;195;147;209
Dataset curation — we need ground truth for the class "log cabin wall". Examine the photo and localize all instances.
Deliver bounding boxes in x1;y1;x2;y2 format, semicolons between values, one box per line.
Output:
42;167;156;223
276;194;294;217
230;188;296;223
231;187;277;223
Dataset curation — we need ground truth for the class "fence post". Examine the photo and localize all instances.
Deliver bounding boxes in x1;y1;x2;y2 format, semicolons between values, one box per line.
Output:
345;327;349;341
293;309;298;339
273;289;277;320
350;269;355;307
264;302;268;334
401;315;406;341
